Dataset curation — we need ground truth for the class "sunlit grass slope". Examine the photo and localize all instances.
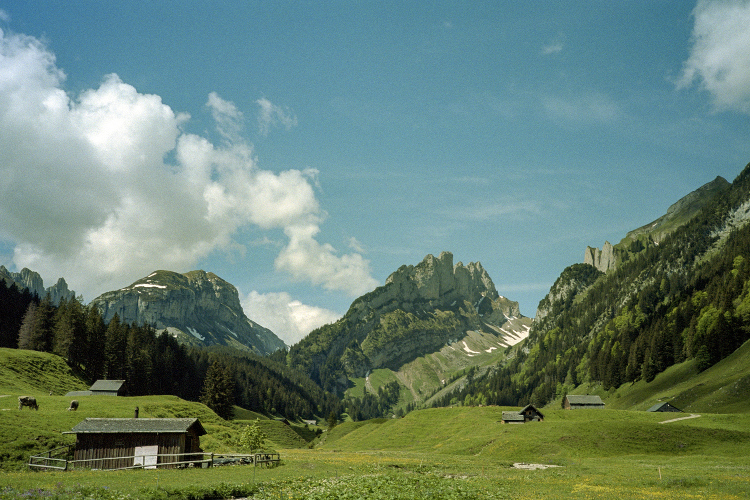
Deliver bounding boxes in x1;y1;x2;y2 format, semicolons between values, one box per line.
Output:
319;405;750;464
564;338;750;414
0;347;89;395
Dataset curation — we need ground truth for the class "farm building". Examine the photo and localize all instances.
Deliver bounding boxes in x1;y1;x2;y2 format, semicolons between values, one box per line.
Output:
65;418;205;470
502;404;544;423
501;411;525;424
65;380;127;397
563;395;605;410
647;402;683;413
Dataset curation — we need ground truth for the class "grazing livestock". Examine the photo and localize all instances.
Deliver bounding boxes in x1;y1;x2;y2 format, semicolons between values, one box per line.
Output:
18;396;38;410
68;400;79;411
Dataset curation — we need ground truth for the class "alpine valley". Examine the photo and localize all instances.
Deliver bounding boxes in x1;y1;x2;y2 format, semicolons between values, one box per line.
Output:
3;163;750;422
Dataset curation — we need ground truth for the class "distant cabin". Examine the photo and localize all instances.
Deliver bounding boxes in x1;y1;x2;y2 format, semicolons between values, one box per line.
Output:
502;404;544;424
65;380;127;397
647;402;683;413
65;418;205;470
302;419;317;426
563;395;605;410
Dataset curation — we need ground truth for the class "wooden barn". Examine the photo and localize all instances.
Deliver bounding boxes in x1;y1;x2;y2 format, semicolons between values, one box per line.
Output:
563;394;605;410
647;402;683;413
65;380;127;398
89;380;127;396
502;404;544;423
65;418;205;470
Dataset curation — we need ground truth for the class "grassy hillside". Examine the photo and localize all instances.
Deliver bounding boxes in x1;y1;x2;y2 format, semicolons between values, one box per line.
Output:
559;338;750;414
0;348;89;395
2;348;749;500
319;405;750;463
0;348;316;471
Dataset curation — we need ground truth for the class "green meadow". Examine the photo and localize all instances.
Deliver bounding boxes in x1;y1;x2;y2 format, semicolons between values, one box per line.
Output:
1;347;749;499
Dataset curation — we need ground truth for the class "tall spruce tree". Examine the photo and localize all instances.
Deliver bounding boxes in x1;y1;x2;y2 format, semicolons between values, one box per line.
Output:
53;296;86;367
17;295;54;352
104;314;127;379
200;361;235;420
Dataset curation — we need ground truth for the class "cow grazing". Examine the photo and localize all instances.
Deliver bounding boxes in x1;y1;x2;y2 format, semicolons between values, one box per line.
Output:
18;396;38;410
67;400;79;411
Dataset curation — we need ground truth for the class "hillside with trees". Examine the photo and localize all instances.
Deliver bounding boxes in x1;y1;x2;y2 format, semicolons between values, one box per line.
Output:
0;284;340;421
436;163;750;408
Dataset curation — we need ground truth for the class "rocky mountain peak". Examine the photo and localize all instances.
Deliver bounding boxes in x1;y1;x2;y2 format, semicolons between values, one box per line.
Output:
0;265;76;305
383;251;499;308
91;270;285;355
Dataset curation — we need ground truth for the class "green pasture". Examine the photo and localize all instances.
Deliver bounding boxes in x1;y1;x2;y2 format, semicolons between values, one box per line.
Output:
2;347;750;498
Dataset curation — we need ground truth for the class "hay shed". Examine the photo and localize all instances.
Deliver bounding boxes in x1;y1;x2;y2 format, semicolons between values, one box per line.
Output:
66;418;205;469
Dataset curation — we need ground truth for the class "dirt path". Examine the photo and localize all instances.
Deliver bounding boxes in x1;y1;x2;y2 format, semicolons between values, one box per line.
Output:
659;414;701;424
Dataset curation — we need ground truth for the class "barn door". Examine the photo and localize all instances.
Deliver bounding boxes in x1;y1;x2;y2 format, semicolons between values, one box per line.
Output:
134;445;159;469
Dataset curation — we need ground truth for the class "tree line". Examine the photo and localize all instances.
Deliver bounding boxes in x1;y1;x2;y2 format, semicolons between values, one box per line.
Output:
0;283;340;421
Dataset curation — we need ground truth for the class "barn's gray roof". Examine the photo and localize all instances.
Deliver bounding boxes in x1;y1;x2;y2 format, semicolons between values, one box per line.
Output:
89;380;125;392
647;402;682;412
502;411;524;422
565;395;604;406
67;418;206;436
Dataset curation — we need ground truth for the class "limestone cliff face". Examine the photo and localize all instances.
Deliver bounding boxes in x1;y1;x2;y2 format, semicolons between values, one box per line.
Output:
91;270;285;355
0;266;76;305
584;241;616;273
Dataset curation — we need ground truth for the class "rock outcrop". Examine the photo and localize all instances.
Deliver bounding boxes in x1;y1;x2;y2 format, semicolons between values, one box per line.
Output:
289;252;531;393
0;266;76;305
584;241;616;273
91;270;285;355
583;176;730;274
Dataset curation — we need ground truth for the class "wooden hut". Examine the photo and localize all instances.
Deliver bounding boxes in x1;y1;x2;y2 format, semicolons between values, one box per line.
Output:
501;411;525;424
647;402;683;413
501;404;544;424
563;395;605;410
66;418;205;469
65;380;127;398
519;404;544;422
89;380;127;396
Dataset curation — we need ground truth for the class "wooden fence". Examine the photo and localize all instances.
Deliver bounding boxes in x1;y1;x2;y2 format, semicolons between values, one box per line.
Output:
28;450;280;471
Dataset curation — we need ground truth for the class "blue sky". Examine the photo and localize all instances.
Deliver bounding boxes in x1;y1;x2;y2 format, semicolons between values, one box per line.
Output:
2;1;750;345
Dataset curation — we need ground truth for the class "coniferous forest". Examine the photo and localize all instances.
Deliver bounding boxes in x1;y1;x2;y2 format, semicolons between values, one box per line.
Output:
0;283;341;421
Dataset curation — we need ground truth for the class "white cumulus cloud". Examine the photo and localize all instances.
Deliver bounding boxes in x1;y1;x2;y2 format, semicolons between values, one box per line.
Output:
275;224;379;296
0;28;376;301
678;0;750;113
241;290;341;346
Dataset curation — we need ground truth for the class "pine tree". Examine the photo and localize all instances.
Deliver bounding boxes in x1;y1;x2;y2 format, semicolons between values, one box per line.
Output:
200;361;235;420
83;305;107;380
104;314;127;379
17;295;54;352
53;296;86;366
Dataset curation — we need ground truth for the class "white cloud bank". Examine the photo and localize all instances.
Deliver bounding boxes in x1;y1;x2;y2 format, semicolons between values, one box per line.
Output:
679;0;750;113
241;291;341;346
0;28;377;322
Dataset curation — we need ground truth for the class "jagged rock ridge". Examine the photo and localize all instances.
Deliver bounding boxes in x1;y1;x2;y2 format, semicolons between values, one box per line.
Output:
91;270;285;355
0;265;76;305
289;251;531;395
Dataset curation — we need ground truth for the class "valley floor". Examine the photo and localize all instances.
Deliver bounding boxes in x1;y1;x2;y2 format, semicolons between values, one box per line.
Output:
1;448;747;500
